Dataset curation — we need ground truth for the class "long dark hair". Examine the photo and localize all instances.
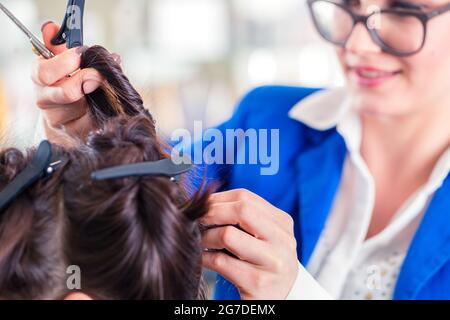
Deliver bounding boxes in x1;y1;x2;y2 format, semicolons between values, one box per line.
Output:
0;46;209;300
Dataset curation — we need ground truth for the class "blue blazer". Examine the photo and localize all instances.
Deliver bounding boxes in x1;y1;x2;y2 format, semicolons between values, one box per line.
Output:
182;85;450;300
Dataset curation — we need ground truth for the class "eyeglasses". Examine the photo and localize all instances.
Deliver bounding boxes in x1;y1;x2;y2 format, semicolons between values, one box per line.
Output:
307;0;450;57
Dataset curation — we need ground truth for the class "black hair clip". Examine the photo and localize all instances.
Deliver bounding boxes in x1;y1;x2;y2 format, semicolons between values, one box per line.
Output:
91;157;193;182
0;141;61;213
51;0;85;48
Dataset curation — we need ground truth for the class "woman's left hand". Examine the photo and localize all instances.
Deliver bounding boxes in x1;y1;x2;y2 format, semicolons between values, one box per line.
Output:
202;189;299;300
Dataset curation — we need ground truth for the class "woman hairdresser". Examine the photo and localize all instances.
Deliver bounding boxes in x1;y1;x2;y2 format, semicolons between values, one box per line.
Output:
33;0;450;300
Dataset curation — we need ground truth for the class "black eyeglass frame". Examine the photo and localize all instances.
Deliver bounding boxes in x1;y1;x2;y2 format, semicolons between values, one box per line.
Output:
306;0;450;57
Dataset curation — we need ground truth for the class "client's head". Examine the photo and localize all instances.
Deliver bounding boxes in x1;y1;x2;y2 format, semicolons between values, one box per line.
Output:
0;45;209;300
0;115;209;300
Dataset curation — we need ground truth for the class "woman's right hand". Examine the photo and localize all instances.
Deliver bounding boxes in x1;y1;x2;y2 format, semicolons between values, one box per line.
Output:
202;189;299;300
33;22;116;143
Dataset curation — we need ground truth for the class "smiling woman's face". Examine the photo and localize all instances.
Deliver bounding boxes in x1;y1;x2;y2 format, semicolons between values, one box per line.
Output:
335;0;450;117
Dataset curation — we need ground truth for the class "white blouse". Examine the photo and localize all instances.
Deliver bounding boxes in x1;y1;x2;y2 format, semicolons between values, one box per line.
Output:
286;88;450;300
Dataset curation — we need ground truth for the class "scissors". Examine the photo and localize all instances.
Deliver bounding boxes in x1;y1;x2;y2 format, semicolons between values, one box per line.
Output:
0;0;85;60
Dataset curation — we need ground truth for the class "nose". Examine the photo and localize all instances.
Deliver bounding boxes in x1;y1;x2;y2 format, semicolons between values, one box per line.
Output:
344;22;381;54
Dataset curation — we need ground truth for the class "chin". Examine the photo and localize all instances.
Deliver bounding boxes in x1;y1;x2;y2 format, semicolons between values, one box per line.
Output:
351;94;412;118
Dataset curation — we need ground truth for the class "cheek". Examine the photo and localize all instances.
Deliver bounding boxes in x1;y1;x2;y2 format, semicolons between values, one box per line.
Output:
335;48;346;70
405;26;450;103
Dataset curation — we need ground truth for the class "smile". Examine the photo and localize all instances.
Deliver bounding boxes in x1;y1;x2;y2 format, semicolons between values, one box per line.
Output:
349;66;402;88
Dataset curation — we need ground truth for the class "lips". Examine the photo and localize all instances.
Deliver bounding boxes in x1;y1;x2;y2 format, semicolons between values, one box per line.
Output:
349;65;402;87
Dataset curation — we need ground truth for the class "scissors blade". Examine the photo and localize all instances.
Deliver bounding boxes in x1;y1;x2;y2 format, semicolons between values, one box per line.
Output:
0;2;54;59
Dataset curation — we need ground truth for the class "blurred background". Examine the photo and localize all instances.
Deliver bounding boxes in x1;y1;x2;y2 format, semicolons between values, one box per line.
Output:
0;0;345;148
0;0;345;298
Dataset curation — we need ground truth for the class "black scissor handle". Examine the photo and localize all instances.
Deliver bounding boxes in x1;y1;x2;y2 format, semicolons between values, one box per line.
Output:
51;0;85;48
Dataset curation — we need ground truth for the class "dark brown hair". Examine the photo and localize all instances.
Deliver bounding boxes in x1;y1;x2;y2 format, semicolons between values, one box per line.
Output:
0;46;209;300
81;45;152;127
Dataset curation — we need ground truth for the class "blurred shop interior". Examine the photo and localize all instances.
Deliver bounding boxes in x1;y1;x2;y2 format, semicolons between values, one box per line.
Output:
0;0;345;148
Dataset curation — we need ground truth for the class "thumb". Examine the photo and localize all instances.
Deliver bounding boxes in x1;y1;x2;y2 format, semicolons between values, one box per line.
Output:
41;21;67;55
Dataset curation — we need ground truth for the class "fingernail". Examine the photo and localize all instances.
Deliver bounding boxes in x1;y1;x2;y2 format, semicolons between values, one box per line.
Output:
41;20;53;32
76;46;89;56
111;53;122;65
83;80;99;95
